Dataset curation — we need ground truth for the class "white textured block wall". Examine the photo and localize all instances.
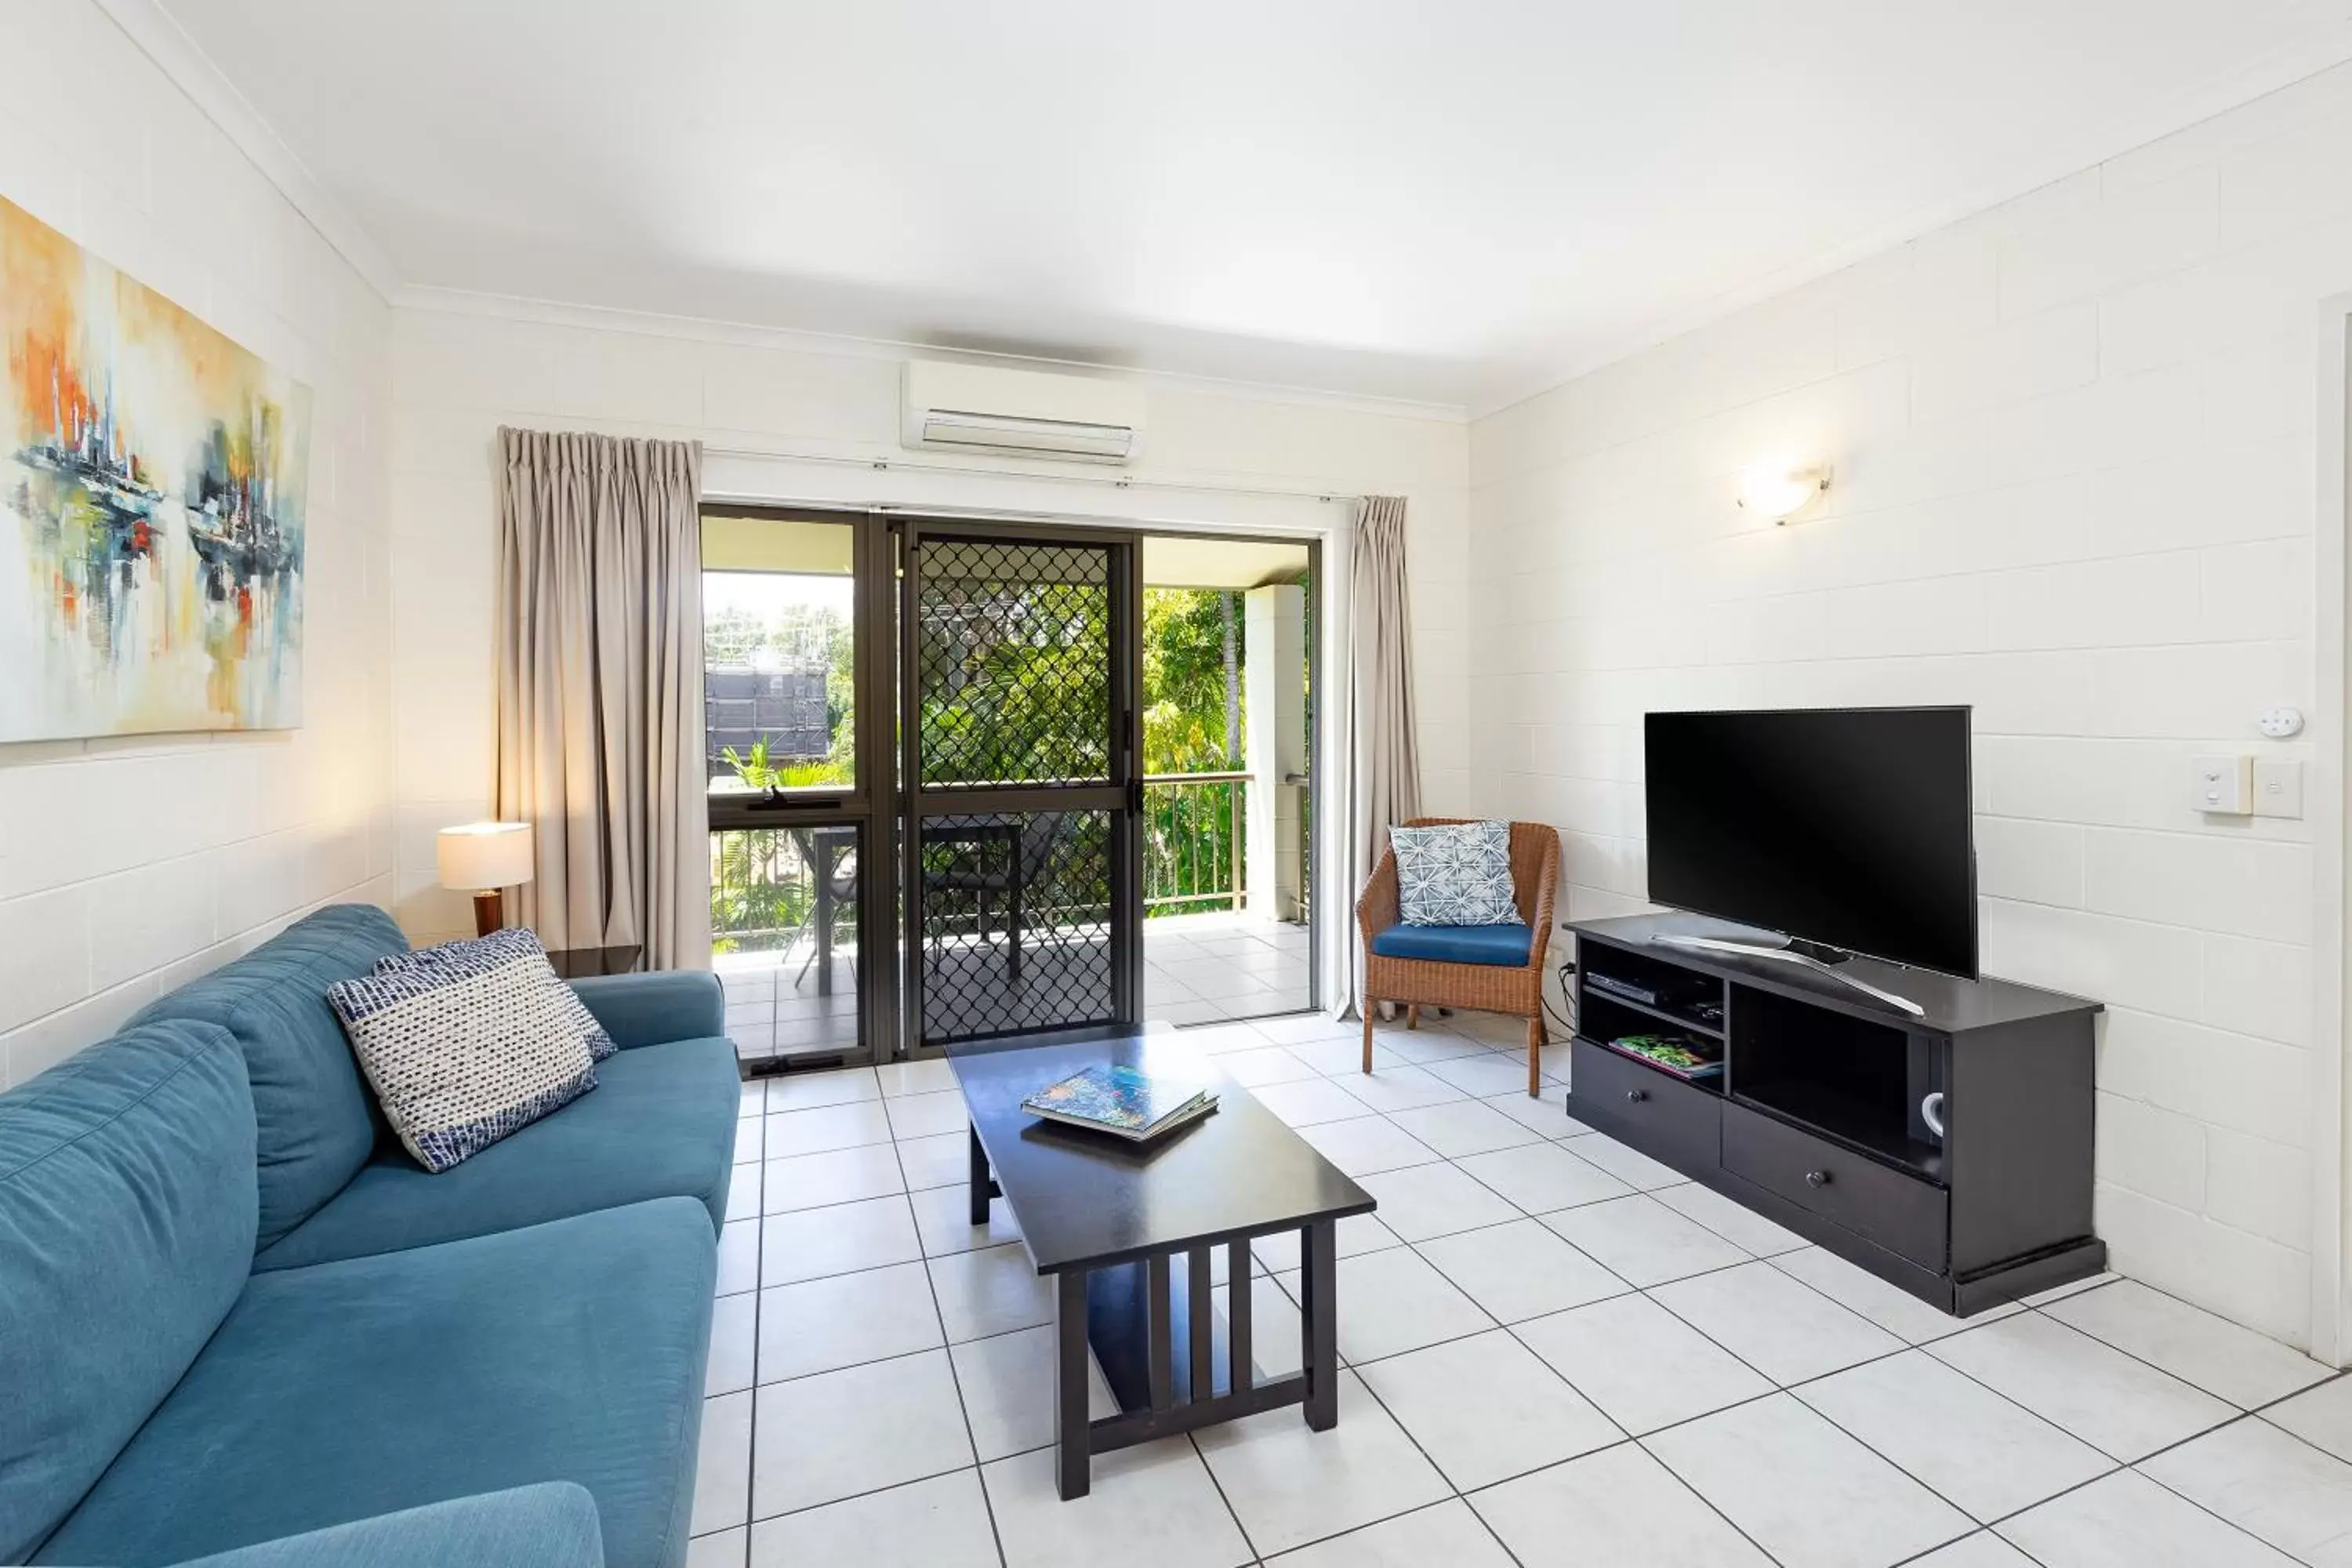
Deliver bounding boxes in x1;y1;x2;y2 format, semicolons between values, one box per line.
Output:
386;310;1472;940
0;3;395;1088
1468;63;2352;1349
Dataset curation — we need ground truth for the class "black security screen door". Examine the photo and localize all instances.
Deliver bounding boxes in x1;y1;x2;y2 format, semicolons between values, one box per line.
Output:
901;524;1144;1048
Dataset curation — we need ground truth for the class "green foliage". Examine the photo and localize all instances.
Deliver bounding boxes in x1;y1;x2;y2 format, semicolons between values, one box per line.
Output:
720;735;849;791
1142;588;1240;774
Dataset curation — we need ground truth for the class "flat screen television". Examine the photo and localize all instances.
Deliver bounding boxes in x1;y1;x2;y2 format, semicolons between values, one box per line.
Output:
1644;706;1976;979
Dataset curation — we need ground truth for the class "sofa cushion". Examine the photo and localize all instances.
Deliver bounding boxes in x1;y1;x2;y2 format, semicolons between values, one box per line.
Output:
253;1035;739;1272
131;904;409;1250
35;1199;717;1568
0;1020;256;1564
378;929;618;1061
1370;920;1534;967
166;1484;604;1568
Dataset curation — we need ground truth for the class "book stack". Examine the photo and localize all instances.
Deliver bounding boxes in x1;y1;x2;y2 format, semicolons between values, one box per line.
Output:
1022;1062;1219;1142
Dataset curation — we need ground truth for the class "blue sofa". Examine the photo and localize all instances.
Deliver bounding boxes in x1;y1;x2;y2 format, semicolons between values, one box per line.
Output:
0;906;740;1568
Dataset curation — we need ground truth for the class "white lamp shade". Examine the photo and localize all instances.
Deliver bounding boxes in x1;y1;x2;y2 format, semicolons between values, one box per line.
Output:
437;822;535;891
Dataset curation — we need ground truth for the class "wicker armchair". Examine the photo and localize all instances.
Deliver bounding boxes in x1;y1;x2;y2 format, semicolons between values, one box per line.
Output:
1356;818;1562;1094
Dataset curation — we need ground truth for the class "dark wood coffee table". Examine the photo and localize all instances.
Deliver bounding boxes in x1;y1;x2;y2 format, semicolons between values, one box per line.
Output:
949;1033;1376;1500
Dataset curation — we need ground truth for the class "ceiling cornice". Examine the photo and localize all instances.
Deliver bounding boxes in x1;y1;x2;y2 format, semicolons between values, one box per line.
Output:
394;284;1473;426
94;0;404;301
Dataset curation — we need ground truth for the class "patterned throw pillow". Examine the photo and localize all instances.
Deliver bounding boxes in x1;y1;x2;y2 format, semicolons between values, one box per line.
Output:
376;928;617;1061
1391;819;1519;927
328;937;599;1173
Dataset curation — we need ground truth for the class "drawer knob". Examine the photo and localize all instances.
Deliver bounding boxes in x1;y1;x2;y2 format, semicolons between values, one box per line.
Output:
1805;1169;1830;1189
1626;1088;1647;1104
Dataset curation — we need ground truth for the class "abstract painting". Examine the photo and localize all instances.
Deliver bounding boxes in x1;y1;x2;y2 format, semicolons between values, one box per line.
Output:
0;193;310;742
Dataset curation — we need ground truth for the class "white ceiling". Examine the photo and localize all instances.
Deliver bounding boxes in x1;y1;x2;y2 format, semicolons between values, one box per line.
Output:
150;0;2352;412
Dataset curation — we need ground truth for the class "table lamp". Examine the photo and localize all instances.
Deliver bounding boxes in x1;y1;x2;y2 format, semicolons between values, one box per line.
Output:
437;822;535;937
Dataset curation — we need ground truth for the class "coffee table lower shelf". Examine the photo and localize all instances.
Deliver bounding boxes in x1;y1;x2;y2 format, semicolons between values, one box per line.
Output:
971;1126;1340;1500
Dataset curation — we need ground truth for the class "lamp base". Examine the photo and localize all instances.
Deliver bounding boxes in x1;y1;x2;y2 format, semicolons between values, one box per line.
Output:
472;889;504;938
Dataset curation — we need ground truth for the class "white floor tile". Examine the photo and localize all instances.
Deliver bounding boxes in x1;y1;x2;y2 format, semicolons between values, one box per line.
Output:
747;1469;1000;1568
928;1241;1057;1342
1415;1218;1628;1323
873;1057;960;1097
885;1087;971;1142
984;1436;1254;1568
1279;1246;1492;1364
764;1066;880;1111
2140;1416;2352;1566
1540;1193;1748;1288
707;1290;759;1395
726;1162;760;1224
2020;1272;2118;1308
2264;1376;2352;1463
738;1078;766;1116
1216;1274;1308;1380
897;1130;970;1189
765;1098;895;1157
1383;1097;1544;1158
1647;1393;1973;1568
1250;1214;1402;1273
1356;1329;1620;1490
1454;1142;1631;1214
1650;1260;1903;1385
909;1181;1026;1257
1513;1293;1773;1436
692;1390;754;1535
1290;1037;1406;1076
1376;1029;1494;1066
1926;1312;2235;1463
1174;1021;1284;1054
717;1218;760;1298
1559;1130;1687;1191
757;1261;944;1382
1340;1063;1468;1114
1216;1044;1326;1088
2042;1279;2333;1410
1650;1181;1809;1255
1424;1052;1538;1099
1769;1246;2014;1345
1254;1077;1376;1128
1262;1498;1515;1567
733;1116;764;1164
688;1528;746;1568
1194;1370;1451;1557
1906;1534;2041;1566
1471;1441;1773;1567
1294;1115;1442;1177
1355;1162;1522;1241
1257;1014;1370;1049
1483;1091;1589;1138
750;1348;975;1517
760;1195;922;1287
949;1323;1117;1462
762;1142;906;1213
1998;1469;2298;1566
1795;1349;2112;1522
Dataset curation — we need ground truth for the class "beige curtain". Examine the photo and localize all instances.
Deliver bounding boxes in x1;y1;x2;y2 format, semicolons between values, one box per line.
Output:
1334;495;1421;1017
494;428;709;969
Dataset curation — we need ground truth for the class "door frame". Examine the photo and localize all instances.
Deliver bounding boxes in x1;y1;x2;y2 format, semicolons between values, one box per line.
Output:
895;515;1147;1054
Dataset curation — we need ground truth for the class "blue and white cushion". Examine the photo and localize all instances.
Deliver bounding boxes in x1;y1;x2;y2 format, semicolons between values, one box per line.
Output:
329;936;598;1173
1390;819;1519;927
376;928;617;1061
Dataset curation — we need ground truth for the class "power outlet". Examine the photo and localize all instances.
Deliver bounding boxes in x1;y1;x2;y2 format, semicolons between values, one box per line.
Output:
2194;755;2252;815
2254;759;2304;819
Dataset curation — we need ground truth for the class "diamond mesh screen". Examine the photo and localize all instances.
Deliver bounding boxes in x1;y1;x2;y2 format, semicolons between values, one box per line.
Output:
918;810;1115;1043
916;539;1111;786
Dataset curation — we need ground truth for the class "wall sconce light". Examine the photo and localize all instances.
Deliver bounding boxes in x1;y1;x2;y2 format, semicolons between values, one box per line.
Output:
1736;463;1831;524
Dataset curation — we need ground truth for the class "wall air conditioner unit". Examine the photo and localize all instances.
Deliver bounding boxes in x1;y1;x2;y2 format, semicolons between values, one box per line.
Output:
902;361;1145;464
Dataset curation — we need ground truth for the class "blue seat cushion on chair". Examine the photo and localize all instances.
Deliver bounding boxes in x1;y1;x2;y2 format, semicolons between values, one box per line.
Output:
35;1198;717;1568
129;904;410;1250
1370;920;1534;967
254;1035;741;1272
0;1020;256;1565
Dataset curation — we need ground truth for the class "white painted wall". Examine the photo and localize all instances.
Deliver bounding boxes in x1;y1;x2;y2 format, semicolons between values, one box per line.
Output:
0;2;395;1089
1467;62;2352;1350
386;304;1471;941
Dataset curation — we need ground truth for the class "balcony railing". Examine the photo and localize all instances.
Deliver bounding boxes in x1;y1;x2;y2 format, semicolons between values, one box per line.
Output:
1143;771;1247;915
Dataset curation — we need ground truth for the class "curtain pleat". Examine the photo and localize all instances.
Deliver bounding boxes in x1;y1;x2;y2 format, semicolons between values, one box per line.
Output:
1334;495;1420;1017
494;428;709;969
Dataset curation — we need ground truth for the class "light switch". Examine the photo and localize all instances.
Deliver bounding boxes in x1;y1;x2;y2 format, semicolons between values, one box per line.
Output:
2254;759;2304;818
2194;754;2252;815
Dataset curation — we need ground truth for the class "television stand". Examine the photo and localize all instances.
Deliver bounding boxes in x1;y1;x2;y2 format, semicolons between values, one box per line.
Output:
1650;933;1926;1018
1567;913;2104;1316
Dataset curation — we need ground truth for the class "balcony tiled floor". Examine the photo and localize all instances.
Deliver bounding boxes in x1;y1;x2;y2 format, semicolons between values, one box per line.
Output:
718;910;1315;1067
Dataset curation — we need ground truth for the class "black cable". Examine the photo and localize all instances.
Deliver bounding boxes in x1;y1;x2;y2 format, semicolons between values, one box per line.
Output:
1542;956;1578;1037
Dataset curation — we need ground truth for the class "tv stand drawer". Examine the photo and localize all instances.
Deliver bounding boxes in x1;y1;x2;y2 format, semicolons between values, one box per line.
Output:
1722;1101;1947;1270
1568;1037;1719;1172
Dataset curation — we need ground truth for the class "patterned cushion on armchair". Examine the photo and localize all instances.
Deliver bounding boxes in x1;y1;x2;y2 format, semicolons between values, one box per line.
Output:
1389;819;1519;926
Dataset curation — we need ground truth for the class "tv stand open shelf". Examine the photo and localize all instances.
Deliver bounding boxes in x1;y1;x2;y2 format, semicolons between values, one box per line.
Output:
1565;913;2104;1316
